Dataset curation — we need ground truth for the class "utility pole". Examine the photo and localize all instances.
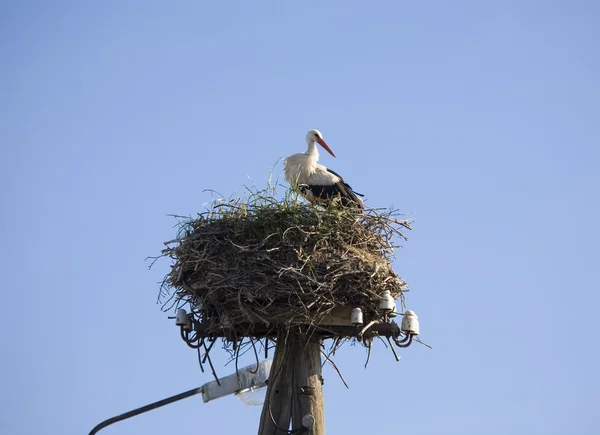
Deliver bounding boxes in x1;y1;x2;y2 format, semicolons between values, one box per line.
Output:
258;332;325;435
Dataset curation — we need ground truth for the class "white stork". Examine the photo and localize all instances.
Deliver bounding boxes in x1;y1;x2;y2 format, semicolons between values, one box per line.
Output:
284;129;364;208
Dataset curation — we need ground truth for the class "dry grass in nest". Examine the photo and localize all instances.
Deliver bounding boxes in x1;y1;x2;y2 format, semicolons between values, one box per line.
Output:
158;184;411;336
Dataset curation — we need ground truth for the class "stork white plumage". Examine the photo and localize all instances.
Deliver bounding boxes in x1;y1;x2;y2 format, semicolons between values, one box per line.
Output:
284;129;364;208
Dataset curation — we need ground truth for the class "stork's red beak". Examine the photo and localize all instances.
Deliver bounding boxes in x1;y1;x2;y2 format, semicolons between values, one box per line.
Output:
317;138;336;158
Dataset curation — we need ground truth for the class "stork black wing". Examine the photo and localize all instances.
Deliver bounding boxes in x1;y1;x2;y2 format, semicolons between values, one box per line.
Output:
325;168;364;208
325;168;364;197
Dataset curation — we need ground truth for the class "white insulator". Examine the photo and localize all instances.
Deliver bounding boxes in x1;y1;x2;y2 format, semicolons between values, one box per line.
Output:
389;303;397;318
351;308;364;325
401;310;419;335
175;309;188;326
379;290;395;312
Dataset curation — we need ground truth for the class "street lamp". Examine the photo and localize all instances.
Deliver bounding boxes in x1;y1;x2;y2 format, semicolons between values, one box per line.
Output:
88;359;273;434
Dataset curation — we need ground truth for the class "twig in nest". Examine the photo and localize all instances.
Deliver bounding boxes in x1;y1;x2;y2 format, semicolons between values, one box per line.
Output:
203;340;220;386
321;349;349;389
386;336;400;362
364;340;372;369
359;320;378;340
196;346;204;373
415;337;432;349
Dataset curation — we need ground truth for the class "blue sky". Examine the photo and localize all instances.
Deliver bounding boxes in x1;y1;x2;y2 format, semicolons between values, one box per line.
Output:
1;1;599;434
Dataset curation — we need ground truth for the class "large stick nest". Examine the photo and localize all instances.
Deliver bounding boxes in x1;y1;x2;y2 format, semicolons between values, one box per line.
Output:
159;187;411;333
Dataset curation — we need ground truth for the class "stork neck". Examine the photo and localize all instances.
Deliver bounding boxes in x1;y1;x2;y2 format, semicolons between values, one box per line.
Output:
306;140;319;160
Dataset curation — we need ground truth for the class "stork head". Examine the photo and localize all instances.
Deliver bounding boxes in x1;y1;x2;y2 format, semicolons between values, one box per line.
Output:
306;129;336;158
